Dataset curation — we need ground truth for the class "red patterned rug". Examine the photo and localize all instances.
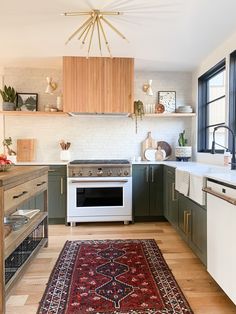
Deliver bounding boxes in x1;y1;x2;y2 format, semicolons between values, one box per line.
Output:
37;239;193;314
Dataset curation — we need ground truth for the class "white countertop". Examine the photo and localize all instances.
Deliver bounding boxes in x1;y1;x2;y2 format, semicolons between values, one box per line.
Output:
133;160;236;185
15;161;69;166
15;160;236;186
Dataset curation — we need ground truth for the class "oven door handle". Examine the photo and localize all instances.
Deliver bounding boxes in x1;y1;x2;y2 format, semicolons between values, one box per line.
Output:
70;180;129;183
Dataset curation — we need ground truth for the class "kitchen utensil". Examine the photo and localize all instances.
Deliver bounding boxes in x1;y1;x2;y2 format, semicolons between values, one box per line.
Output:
157;141;172;159
141;132;157;160
17;139;36;162
144;148;157;161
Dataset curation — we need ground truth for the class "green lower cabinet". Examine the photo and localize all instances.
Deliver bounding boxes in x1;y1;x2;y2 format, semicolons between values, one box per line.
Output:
132;164;163;221
48;166;67;224
178;193;207;265
163;166;178;227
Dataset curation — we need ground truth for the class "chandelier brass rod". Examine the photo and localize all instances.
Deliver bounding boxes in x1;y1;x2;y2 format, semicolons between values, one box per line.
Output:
65;15;93;44
100;16;129;42
98;16;112;57
78;17;94;40
98;12;124;15
81;19;94;46
96;17;102;56
88;16;97;55
62;12;92;16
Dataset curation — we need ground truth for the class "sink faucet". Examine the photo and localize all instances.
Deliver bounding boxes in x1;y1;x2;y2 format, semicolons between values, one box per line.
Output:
211;125;236;170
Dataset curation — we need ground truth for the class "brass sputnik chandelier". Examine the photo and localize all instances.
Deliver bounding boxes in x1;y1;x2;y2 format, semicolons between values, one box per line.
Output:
62;9;128;57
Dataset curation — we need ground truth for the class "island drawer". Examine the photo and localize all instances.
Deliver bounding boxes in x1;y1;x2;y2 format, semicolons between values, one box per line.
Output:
4;174;48;213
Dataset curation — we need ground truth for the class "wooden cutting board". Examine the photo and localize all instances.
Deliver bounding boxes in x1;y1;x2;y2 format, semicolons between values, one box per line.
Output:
141;132;157;160
17;139;36;162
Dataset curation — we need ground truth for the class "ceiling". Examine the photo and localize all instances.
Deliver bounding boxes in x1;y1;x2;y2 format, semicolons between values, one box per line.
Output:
0;0;236;71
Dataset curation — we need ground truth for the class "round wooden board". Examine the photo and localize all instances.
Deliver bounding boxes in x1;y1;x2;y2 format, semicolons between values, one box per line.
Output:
157;141;172;158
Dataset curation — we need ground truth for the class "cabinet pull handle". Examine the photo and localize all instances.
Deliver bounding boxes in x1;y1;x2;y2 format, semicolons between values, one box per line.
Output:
171;183;177;201
146;167;149;183
183;211;187;233
151;167;154;182
186;212;191;235
60;177;64;195
36;181;46;187
48;170;56;172
13;191;28;199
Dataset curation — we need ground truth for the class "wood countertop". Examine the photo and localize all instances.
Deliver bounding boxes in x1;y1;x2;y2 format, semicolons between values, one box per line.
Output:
0;166;49;187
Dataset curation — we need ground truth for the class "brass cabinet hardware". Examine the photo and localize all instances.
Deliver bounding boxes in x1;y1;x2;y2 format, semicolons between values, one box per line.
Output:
172;183;177;201
13;191;28;199
146;167;149;183
183;210;187;233
48;169;56;172
36;181;46;187
151;167;154;182
186;212;191;235
60;177;64;195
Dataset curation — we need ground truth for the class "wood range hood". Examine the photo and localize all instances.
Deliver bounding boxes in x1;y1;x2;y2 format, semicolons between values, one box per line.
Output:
63;56;134;115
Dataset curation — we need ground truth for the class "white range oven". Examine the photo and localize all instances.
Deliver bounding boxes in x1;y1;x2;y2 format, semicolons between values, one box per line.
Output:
67;160;132;225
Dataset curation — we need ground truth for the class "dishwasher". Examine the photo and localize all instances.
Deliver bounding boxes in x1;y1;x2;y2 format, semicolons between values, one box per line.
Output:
204;179;236;305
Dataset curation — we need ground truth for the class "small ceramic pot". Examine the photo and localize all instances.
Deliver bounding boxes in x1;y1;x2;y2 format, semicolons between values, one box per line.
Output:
60;150;71;161
175;146;192;161
2;102;16;111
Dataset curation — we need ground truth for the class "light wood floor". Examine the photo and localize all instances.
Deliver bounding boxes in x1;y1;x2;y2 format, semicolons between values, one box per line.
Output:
6;222;236;314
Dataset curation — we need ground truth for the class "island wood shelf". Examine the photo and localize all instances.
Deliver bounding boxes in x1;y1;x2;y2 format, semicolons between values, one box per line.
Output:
0;166;48;314
0;111;69;116
4;212;48;259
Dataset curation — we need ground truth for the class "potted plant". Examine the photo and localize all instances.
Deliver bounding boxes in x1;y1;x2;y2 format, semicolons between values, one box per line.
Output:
3;137;17;163
175;130;192;161
133;100;145;133
0;85;17;111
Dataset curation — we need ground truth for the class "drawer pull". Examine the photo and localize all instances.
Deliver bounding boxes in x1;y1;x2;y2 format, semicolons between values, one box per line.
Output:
13;191;28;199
48;170;56;172
36;181;46;187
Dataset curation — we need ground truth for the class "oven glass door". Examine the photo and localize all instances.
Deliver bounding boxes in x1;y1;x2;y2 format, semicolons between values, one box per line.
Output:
77;187;123;207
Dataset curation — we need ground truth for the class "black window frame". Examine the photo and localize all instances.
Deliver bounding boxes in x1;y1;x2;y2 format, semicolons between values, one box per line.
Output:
229;50;236;150
198;59;226;153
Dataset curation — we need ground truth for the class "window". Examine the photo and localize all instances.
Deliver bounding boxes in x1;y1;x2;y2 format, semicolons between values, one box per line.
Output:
198;59;226;152
229;50;236;142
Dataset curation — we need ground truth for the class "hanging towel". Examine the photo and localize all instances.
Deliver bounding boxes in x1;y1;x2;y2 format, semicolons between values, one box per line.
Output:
175;168;190;196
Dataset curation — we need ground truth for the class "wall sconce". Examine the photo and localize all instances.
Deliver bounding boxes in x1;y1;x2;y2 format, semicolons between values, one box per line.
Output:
143;79;153;96
45;77;57;94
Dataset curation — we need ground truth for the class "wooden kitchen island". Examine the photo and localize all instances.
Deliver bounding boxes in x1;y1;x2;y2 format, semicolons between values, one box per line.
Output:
0;166;49;314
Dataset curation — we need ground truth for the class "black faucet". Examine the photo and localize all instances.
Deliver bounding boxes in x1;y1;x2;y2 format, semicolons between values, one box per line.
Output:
211;125;236;170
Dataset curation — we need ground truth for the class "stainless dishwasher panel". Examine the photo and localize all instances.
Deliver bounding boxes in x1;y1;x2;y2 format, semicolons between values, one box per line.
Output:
206;179;236;305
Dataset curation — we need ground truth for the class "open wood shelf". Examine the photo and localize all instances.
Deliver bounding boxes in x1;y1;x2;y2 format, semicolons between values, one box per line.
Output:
4;212;48;259
0;111;68;116
144;113;196;117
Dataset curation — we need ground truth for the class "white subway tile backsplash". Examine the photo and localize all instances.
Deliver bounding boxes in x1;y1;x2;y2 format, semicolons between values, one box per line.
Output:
2;67;193;161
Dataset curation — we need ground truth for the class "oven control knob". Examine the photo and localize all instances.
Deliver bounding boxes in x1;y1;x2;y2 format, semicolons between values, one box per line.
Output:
118;170;123;176
78;171;83;176
124;170;129;176
89;171;93;176
107;170;113;176
97;169;103;176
